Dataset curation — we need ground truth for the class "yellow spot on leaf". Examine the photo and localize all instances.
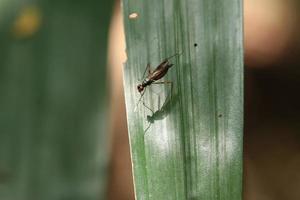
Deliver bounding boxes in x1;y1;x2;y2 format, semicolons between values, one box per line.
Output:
12;6;42;39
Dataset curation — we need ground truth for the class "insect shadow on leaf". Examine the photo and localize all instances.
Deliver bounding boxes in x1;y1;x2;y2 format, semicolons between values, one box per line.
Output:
144;92;179;133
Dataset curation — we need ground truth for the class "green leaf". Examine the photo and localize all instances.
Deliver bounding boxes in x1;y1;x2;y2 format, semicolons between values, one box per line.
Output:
122;0;243;199
0;1;112;199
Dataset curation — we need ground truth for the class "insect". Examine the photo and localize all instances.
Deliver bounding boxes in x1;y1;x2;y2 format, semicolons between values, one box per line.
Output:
134;53;180;111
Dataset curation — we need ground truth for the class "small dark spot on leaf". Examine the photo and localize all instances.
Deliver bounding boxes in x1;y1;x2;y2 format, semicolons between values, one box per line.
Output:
218;114;223;118
194;43;198;47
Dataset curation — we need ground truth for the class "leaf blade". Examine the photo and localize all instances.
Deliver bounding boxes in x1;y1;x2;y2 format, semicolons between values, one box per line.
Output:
122;0;243;199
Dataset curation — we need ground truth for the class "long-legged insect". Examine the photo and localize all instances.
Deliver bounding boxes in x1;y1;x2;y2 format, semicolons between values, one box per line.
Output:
134;53;180;111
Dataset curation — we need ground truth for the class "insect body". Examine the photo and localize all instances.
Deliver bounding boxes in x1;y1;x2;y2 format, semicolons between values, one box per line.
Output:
137;60;173;93
137;53;179;93
135;53;180;111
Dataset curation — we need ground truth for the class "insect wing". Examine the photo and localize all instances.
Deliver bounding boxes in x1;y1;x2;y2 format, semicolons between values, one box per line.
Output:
148;61;170;81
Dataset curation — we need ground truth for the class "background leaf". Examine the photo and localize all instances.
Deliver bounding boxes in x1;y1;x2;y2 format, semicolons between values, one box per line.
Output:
0;1;112;199
122;0;243;199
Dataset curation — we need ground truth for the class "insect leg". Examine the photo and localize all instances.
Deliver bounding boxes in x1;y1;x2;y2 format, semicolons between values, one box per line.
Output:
152;80;173;90
152;81;173;107
152;80;172;84
134;88;155;114
148;85;161;109
134;90;146;112
147;63;152;74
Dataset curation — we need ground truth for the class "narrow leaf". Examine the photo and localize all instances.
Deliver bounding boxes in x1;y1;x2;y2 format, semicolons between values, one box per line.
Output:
122;0;243;199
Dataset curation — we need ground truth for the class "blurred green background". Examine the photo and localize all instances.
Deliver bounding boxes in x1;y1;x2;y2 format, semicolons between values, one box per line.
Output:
0;1;112;199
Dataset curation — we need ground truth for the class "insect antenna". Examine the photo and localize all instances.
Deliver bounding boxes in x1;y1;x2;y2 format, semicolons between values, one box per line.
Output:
164;52;183;61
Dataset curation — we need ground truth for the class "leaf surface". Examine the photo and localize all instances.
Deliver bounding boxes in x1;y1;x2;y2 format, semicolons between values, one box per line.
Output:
122;0;243;199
